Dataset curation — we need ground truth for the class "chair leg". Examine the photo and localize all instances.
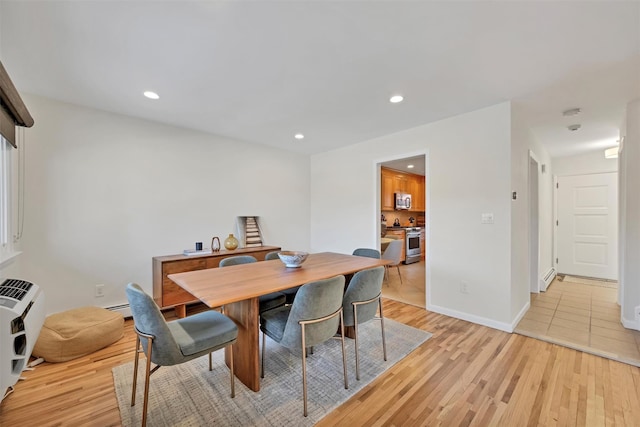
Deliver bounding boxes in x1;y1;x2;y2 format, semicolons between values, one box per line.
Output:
141;336;153;427
339;311;348;390
261;332;266;379
131;335;141;406
384;265;389;283
353;305;360;381
396;265;403;285
379;297;387;361
208;352;212;371
229;344;235;398
301;324;308;417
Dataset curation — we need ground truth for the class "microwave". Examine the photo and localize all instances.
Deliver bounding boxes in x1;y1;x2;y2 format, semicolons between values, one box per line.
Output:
394;193;412;210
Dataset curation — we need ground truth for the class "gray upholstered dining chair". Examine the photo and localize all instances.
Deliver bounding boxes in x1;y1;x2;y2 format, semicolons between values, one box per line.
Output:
352;248;381;259
219;255;287;313
125;283;238;427
264;251;300;304
342;266;387;380
381;239;403;285
260;275;348;417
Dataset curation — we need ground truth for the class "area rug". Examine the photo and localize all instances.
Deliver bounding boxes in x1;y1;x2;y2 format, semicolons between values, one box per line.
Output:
113;318;431;426
560;275;618;289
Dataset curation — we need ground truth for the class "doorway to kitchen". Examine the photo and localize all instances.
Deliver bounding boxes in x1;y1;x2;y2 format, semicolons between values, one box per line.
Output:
377;154;427;308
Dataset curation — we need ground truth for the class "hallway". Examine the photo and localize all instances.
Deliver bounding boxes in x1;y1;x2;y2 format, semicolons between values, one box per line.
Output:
515;276;640;366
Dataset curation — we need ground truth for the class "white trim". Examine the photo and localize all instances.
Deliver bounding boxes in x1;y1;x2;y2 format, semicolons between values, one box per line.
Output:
512;301;531;330
553;174;558;272
528;150;541;293
427;302;522;333
105;303;132;318
0;250;21;269
621;316;640;331
374;150;431;311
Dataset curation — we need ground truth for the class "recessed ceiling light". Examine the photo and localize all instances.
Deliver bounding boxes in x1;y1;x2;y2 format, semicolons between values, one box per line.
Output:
407;164;414;169
143;91;159;100
294;133;304;140
389;95;404;103
567;124;581;131
562;108;581;117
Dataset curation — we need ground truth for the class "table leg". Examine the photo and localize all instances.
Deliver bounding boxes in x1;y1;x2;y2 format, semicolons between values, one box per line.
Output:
224;297;260;392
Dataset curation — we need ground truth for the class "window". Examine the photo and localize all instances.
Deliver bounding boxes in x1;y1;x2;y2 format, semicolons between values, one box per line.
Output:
0;134;12;257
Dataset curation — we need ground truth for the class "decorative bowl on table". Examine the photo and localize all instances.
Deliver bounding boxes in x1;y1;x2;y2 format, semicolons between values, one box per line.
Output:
277;251;309;268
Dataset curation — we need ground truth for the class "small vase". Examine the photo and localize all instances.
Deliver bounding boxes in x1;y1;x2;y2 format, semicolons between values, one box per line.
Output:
211;236;221;252
224;233;239;250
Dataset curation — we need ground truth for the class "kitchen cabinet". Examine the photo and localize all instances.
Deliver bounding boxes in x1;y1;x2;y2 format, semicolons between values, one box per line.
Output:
393;174;409;193
381;167;425;213
381;168;395;210
152;245;280;317
411;175;426;212
384;229;405;261
420;229;426;260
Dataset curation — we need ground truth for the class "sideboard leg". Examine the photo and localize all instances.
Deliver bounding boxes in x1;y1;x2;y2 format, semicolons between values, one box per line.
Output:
174;304;186;318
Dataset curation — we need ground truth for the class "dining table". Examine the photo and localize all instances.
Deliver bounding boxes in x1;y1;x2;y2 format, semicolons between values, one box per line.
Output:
168;251;390;391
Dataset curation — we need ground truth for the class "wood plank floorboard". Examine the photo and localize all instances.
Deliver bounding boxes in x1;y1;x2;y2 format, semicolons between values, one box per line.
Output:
1;300;639;426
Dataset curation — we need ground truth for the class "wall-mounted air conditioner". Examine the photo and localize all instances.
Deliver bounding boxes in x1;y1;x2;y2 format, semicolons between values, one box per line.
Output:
0;279;45;402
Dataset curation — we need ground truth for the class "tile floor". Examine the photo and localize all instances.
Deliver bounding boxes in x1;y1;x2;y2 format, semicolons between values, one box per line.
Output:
515;276;640;367
382;260;426;308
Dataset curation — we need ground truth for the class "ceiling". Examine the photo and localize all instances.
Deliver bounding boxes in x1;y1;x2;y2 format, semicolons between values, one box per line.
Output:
1;1;638;157
382;156;425;177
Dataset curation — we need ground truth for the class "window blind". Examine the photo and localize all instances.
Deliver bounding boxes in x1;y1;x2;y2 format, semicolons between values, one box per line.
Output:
0;61;34;148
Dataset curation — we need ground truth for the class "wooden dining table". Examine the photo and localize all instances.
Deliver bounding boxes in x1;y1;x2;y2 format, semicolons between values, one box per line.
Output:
168;251;390;392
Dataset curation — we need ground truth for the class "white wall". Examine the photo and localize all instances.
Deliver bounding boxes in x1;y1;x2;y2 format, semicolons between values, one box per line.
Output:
510;105;554;322
533;145;554;287
311;102;515;330
0;94;311;315
620;99;640;330
553;149;618;176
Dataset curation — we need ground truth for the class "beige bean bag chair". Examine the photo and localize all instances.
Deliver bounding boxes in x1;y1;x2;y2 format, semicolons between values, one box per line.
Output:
33;306;124;362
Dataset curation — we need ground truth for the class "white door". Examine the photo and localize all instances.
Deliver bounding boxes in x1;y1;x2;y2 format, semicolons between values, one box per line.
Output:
556;173;618;280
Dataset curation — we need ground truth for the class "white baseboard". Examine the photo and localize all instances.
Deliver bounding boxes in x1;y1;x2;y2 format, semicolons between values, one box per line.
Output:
106;303;131;318
511;301;531;330
621;316;640;331
427;303;515;333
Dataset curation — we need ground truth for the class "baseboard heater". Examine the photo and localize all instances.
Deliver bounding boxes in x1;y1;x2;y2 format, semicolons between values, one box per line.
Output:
106;303;131;318
541;267;556;290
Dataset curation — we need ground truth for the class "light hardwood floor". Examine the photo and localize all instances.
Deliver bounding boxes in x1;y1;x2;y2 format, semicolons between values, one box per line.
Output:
2;300;640;426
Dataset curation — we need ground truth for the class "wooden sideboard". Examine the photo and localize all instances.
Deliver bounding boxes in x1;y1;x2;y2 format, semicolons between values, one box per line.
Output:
153;245;281;317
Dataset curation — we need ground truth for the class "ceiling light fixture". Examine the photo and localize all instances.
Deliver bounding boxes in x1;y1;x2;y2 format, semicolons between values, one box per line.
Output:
604;147;619;159
567;124;581;131
143;91;159;100
407;164;414;169
562;108;581;117
389;95;404;103
294;133;304;140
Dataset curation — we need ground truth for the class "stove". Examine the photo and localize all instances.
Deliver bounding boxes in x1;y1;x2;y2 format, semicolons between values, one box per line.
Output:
404;228;422;264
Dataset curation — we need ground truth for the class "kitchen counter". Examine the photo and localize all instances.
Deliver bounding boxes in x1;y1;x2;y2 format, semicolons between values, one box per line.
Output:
380;237;395;253
385;226;421;230
383;228;406;261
